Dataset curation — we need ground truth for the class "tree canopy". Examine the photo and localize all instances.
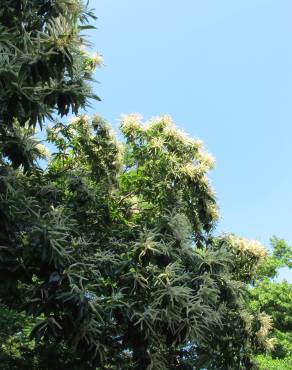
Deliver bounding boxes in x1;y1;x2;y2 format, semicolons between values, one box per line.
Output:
0;1;290;370
0;112;274;369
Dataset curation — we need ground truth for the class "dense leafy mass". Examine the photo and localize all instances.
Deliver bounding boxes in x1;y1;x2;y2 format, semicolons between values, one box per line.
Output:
249;238;292;370
0;1;290;369
0;112;272;369
0;0;99;128
0;0;100;171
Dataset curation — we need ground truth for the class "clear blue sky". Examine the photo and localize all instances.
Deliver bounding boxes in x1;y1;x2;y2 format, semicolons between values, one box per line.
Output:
88;1;292;279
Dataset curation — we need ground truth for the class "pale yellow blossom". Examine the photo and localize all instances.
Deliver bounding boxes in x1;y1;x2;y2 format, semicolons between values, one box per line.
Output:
190;138;203;150
120;113;142;132
198;150;215;169
150;136;166;151
241;312;254;333
36;144;50;158
90;52;103;68
144;115;173;131
225;235;267;262
207;203;219;221
256;313;274;350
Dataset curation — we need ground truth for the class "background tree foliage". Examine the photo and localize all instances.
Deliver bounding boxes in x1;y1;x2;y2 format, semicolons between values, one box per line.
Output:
249;238;292;370
0;1;290;369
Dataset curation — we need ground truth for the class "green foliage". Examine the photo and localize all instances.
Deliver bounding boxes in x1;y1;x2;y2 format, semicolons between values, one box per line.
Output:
254;354;292;370
248;238;292;366
0;119;47;170
119;114;218;235
45;114;229;368
0;2;103;368
1;113;273;369
1;2;286;369
0;304;35;369
0;0;101;171
257;237;292;279
0;0;99;129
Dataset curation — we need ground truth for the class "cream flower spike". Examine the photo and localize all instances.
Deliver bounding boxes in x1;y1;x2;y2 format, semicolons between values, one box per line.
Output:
256;313;274;350
199;150;215;170
35;143;50;158
226;235;267;261
143;115;172;132
120;113;142;132
90;52;103;67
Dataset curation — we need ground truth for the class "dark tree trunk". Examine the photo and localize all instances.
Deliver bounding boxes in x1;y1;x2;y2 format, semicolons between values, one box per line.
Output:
127;322;150;370
133;340;149;370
